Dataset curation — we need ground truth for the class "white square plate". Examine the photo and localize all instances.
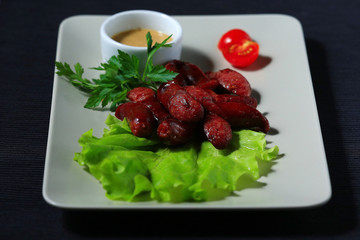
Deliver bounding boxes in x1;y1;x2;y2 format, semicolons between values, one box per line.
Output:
43;14;331;209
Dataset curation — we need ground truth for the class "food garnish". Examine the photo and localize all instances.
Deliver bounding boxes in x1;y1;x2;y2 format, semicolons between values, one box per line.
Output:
55;33;178;111
218;29;260;68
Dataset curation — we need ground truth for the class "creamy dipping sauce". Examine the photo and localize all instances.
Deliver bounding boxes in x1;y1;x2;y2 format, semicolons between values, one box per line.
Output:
112;28;173;47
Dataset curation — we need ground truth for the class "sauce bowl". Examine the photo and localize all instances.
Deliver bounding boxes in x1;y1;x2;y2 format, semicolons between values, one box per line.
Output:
100;10;182;69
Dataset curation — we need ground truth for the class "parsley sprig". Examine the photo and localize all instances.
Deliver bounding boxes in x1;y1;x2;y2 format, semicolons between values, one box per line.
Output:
55;33;178;111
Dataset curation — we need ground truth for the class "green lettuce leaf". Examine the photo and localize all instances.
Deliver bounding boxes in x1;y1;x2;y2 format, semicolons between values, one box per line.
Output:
74;115;159;201
189;130;279;201
74;114;280;202
148;145;198;202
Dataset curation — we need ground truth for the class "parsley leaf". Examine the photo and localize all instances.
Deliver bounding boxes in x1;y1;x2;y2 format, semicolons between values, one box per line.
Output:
55;33;178;111
55;62;95;92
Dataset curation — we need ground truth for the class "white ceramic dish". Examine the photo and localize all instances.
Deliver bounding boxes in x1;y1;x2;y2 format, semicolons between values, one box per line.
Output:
43;14;331;209
100;10;182;67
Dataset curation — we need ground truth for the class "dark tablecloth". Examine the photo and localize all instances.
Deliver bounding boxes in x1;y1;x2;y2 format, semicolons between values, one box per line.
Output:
1;0;359;239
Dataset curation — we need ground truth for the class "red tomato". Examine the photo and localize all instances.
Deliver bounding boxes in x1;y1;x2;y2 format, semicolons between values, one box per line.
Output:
221;39;259;68
218;29;259;68
218;29;251;50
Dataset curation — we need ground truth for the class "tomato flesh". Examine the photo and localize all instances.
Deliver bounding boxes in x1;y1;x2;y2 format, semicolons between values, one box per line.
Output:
222;39;259;68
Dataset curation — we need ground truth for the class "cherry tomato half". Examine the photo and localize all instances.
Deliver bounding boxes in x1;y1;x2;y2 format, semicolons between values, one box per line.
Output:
218;29;251;50
221;39;259;68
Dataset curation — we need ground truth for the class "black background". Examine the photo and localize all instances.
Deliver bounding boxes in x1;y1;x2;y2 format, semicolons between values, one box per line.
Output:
1;0;359;239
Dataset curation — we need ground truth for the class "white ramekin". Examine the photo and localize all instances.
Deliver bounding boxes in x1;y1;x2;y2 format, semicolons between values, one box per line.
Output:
100;10;182;69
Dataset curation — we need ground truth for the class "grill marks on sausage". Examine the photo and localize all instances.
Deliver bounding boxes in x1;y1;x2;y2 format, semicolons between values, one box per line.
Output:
115;60;270;149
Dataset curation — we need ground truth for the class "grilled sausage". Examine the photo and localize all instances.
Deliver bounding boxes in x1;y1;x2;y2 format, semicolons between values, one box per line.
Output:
157;118;193;145
216;102;269;133
115;102;156;137
203;113;232;149
212;94;258;108
207;68;251;97
127;87;170;122
184;85;223;114
165;59;213;87
168;90;204;122
203;89;257;108
127;87;156;102
158;81;204;122
138;96;170;122
157;81;183;108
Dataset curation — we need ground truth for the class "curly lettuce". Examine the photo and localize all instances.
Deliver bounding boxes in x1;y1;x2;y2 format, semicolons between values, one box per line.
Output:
74;114;279;202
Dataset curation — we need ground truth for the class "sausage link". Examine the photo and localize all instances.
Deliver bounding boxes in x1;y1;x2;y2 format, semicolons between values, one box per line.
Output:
164;60;188;86
207;69;251;97
184;85;213;102
127;87;155;102
203;89;218;99
213;94;258;108
184;86;223;114
157;118;193;145
168;90;205;122
157;82;205;122
216;102;269;133
156;81;182;108
139;96;170;122
195;78;220;90
181;61;210;86
203;88;257;108
203;113;232;149
165;60;213;87
115;102;156;137
127;87;170;122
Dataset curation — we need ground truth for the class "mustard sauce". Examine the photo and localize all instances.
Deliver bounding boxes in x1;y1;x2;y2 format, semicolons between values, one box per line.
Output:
112;28;173;47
